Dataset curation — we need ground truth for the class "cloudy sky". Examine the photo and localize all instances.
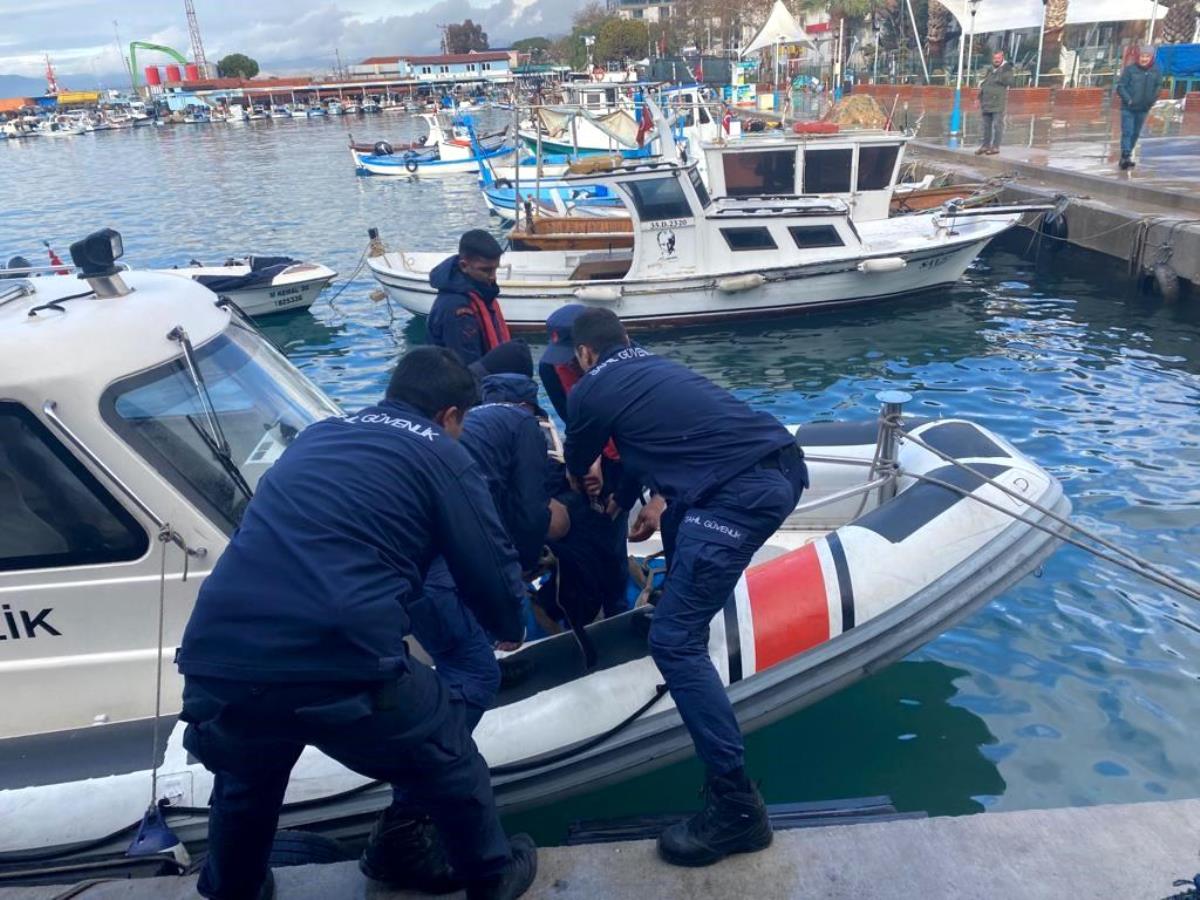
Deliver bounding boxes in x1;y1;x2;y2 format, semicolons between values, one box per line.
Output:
0;0;588;83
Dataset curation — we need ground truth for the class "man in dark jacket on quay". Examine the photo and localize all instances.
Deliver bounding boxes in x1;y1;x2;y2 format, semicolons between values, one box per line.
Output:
360;368;567;890
563;308;809;868
176;347;537;900
1117;46;1163;170
428;229;512;367
976;50;1014;155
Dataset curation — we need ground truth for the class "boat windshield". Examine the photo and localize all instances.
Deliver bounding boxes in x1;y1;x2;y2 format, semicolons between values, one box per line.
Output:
101;322;340;534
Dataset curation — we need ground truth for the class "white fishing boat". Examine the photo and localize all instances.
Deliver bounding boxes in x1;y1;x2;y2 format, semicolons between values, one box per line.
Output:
36;116;86;138
327;100;344;116
269;105;291;119
368;152;1045;328
361;97;381;114
247;105;268;121
0;229;1068;882
172;255;337;317
344;101;361;115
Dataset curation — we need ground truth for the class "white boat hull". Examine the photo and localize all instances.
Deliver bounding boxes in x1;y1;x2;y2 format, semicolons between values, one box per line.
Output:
368;218;1013;327
165;263;337;317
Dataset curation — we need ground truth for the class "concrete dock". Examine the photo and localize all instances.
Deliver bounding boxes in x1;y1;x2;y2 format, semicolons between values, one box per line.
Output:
6;799;1199;899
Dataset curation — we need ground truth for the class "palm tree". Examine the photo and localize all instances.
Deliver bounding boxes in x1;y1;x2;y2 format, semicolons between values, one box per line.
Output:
1040;0;1069;75
926;0;953;69
1161;0;1198;44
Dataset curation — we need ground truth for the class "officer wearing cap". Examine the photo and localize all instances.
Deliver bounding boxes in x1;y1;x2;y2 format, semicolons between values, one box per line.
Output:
176;347;537;900
428;229;512;367
563;307;808;869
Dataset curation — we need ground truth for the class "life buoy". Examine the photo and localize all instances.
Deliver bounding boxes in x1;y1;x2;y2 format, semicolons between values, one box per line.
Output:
404;154;420;173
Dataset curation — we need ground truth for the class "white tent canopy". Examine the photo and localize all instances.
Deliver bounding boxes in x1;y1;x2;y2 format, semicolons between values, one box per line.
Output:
938;0;1166;34
940;0;1043;35
740;0;816;57
1066;0;1167;25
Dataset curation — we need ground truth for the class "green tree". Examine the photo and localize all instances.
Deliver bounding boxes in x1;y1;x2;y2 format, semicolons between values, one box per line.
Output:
512;36;553;63
595;18;649;66
216;53;259;79
445;18;489;54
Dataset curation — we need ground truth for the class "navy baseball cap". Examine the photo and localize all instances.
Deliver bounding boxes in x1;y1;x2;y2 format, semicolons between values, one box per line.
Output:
540;303;587;365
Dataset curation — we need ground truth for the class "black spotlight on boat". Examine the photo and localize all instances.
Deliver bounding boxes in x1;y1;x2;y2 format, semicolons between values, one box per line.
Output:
69;227;131;297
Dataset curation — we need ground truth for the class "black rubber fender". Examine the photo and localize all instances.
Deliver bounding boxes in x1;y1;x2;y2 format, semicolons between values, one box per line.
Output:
266;830;350;868
373;140;393;156
404;154;420;173
494;177;512;189
1038;209;1068;250
1153;262;1181;303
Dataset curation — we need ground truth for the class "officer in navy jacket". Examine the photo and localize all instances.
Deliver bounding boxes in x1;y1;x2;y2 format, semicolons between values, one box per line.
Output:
427;229;511;367
176;347;537;900
563;308;808;869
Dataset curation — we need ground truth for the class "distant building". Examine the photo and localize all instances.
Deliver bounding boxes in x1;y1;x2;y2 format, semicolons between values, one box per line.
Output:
348;51;512;84
610;0;676;23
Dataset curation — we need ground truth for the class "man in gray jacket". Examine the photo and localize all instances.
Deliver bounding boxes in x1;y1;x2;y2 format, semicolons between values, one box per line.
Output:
976;51;1014;155
1117;47;1163;170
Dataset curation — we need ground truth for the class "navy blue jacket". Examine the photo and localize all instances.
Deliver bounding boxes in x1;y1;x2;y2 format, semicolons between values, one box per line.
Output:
1117;63;1163;113
177;400;525;683
461;374;551;572
565;346;797;507
427;255;505;367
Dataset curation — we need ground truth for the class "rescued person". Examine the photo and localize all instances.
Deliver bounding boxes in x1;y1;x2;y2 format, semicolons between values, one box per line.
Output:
428;229;512;367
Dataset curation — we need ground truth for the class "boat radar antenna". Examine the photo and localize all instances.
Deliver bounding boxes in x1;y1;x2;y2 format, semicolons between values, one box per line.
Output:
184;0;210;79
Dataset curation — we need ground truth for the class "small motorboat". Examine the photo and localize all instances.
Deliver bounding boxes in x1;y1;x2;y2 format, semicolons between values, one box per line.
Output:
0;230;1069;883
173;255;336;317
247;105;268;120
269;105;291;119
327;100;345;116
362;98;382;113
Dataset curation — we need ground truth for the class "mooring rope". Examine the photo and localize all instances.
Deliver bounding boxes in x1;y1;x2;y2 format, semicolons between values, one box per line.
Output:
895;423;1200;604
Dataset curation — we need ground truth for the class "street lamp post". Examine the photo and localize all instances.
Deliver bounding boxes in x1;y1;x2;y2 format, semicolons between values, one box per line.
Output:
949;2;967;135
967;0;981;88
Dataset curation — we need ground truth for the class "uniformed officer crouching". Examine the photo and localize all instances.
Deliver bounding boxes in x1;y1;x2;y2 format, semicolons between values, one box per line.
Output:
175;347;537;900
563;308;808;867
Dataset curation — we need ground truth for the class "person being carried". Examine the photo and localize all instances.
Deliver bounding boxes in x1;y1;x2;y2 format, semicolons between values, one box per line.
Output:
428;229;513;367
176;347;537;900
976;51;1014;156
563;308;808;868
1116;46;1163;170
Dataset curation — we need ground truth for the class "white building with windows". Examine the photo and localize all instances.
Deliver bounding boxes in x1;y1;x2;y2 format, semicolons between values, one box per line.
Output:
347;51;512;84
610;0;676;23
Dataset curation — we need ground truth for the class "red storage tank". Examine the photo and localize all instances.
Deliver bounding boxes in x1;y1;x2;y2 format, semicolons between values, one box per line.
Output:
165;65;182;83
184;64;200;81
144;66;162;87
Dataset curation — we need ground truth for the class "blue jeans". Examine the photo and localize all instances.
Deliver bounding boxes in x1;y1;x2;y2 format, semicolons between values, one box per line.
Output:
1121;107;1148;158
650;447;807;777
182;665;510;900
981;111;1004;149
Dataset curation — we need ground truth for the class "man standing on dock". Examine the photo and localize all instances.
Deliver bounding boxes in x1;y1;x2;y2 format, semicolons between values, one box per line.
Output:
976;51;1013;156
428;229;514;367
176;347;537;900
1116;47;1163;170
563;308;808;868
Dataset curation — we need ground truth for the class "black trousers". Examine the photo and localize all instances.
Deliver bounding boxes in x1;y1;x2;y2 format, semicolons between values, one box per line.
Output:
182;661;510;900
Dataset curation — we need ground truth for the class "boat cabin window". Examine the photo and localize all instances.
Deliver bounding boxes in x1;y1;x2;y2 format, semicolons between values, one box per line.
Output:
0;401;148;572
721;227;778;251
789;225;845;249
101;324;337;535
625;176;693;222
688;167;712;208
803;148;853;194
857;145;901;191
722;150;795;198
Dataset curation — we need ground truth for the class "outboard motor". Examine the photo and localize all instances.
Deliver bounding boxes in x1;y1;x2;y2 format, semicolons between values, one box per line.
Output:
2;255;31;278
374;140;394;156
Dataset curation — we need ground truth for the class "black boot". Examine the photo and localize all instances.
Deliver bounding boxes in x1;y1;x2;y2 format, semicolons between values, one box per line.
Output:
465;833;538;900
358;804;461;894
657;770;772;867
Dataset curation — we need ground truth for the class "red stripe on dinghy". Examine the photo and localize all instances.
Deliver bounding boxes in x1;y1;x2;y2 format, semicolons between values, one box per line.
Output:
746;543;830;670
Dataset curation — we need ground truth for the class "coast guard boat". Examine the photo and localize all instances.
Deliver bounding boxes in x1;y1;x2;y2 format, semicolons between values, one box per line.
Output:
0;229;1068;885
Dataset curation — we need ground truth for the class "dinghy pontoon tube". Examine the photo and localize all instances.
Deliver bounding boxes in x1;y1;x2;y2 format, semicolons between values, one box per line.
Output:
0;242;1069;880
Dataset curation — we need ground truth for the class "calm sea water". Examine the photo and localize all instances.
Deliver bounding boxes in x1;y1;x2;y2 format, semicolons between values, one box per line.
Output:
3;116;1199;841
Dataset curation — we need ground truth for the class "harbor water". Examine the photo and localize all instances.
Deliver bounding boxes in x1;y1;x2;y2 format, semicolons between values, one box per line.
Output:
3;116;1199;844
